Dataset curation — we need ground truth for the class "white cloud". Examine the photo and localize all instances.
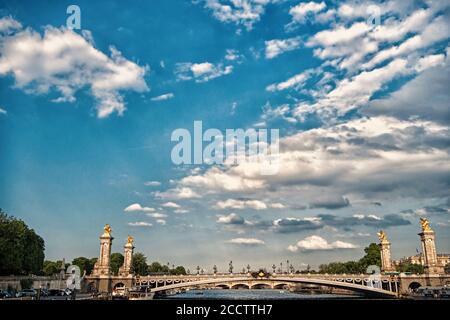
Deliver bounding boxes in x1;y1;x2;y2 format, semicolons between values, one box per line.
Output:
0;16;22;33
217;213;245;224
0;18;149;118
226;238;265;245
289;1;326;23
127;221;153;227
0;107;6;115
265;37;301;59
162;201;181;209
308;22;370;47
155;187;201;199
414;53;445;72
266;69;312;91
288;235;357;252
175;62;233;82
363;15;450;69
151;93;174;101
296;58;409;117
144;181;162;187
156;219;166;225
124;203;155;213
225;49;242;62
146;212;168;219
204;0;274;31
215;199;267;210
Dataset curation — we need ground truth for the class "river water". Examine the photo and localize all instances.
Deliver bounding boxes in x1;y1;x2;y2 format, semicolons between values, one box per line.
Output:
158;289;362;300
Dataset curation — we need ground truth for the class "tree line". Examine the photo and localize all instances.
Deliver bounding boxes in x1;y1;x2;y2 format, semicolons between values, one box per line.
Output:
318;243;424;274
42;252;188;276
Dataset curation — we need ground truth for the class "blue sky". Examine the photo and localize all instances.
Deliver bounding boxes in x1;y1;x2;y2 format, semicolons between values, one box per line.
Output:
0;0;449;272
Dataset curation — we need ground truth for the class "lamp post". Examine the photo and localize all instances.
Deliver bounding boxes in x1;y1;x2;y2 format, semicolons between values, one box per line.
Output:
213;265;217;275
196;265;200;275
229;261;233;275
272;264;276;274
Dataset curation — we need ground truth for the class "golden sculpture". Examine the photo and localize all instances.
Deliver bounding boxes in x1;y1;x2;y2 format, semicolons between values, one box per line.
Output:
127;235;134;245
103;224;112;235
420;217;432;232
377;230;388;242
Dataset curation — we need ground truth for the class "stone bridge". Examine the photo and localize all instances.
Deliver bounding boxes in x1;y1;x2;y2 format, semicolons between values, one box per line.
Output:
131;273;400;298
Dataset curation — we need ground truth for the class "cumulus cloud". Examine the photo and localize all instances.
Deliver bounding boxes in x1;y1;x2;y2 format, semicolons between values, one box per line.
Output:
289;1;327;23
203;0;275;31
175;62;233;82
144;181;162;187
309;195;350;209
217;213;246;224
287;235;357;252
151;93;174;101
162;201;181;209
226;238;265;245
124;203;155;213
273;217;322;233
265;37;301;59
146;212;168;219
127;221;153;227
266;69;312;91
214;198;284;210
0;17;149;118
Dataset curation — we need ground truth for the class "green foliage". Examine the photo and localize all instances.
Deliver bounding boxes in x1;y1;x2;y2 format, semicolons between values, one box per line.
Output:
318;242;381;274
0;210;45;275
147;261;186;275
110;253;124;275
43;260;60;276
132;252;148;276
397;262;424;274
72;257;96;275
20;278;33;290
171;266;187;275
358;243;381;269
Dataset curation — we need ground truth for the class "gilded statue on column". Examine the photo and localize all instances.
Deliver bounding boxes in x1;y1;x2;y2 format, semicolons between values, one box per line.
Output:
377;230;388;242
419;217;432;232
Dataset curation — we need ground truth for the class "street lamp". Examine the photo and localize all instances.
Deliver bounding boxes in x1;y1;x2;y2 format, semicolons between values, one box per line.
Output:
229;261;233;275
196;265;200;275
272;264;276;274
213;265;217;275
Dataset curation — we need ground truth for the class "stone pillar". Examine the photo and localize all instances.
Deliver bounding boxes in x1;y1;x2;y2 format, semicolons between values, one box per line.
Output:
92;224;113;277
378;230;394;272
418;218;444;274
119;236;134;277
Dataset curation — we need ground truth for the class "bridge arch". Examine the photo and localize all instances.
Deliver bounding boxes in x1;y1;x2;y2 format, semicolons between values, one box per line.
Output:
251;283;272;289
231;283;250;289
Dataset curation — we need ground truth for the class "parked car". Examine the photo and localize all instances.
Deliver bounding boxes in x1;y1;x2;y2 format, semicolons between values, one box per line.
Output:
16;289;37;298
48;289;67;296
38;288;49;297
0;290;13;299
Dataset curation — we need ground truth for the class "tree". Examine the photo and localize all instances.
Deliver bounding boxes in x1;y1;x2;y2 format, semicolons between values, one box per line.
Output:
148;261;164;273
110;253;124;275
397;262;424;274
172;266;187;275
72;257;93;275
132;253;148;276
0;210;45;275
358;243;381;270
43;260;59;276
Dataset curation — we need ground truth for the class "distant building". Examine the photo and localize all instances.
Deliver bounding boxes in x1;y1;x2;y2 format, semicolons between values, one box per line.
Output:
393;253;450;267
